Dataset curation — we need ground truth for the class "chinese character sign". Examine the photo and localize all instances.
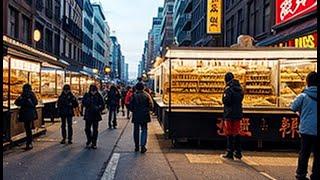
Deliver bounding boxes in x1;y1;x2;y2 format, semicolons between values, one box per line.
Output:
207;0;222;34
276;0;317;25
279;117;299;138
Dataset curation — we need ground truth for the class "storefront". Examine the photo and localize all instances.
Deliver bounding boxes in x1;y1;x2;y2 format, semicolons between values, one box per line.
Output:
2;35;66;142
256;0;317;47
152;47;317;147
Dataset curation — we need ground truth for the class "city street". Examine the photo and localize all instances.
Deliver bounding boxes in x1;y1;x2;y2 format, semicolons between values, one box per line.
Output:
3;112;312;180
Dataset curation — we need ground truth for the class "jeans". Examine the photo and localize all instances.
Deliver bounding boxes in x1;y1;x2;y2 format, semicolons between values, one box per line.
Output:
296;134;319;180
85;120;99;145
24;121;33;145
125;105;130;118
61;116;73;141
108;109;117;127
226;135;241;154
133;123;148;148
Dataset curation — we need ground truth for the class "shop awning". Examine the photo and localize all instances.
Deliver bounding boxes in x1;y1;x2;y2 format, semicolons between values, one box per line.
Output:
66;65;82;73
256;18;317;46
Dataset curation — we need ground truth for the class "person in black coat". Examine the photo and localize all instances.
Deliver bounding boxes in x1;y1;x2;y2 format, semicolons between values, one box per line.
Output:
14;84;38;150
221;72;244;160
57;84;79;144
106;85;121;129
82;84;105;149
128;82;153;153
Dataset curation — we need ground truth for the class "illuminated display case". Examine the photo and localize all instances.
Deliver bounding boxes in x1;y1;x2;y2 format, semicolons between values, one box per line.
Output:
57;70;65;95
154;48;317;109
40;66;66;102
3;57;9;108
9;58;41;107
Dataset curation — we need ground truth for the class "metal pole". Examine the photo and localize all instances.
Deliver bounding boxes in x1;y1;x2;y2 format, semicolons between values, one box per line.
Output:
169;58;171;113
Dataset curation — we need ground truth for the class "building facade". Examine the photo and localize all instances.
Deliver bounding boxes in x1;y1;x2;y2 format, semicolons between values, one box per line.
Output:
110;36;120;79
173;0;192;46
105;21;111;66
152;7;164;59
223;0;275;46
160;0;175;56
82;0;94;68
125;63;129;82
92;3;107;74
256;0;317;48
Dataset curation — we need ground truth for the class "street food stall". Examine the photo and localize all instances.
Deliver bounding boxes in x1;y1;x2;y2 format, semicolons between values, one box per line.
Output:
41;63;66;122
2;36;61;142
152;47;317;147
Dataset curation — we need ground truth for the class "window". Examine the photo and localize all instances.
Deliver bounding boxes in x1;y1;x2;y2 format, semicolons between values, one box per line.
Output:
45;29;53;53
9;7;19;39
263;3;271;33
25;0;32;6
45;0;53;19
230;15;235;44
69;43;72;58
54;34;60;56
248;1;255;35
22;15;31;44
237;9;243;36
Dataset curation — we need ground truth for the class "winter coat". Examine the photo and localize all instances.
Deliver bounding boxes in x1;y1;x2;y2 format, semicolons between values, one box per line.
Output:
106;91;121;110
57;91;79;117
82;92;105;121
222;79;244;120
290;86;317;136
124;91;133;105
129;90;154;124
14;92;38;122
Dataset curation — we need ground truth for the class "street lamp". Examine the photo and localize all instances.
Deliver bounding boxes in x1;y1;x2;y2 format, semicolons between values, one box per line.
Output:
33;29;41;42
93;68;98;74
104;66;111;74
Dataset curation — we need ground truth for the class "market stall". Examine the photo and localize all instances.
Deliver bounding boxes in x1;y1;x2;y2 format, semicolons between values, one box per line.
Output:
41;63;66;122
152;47;317;147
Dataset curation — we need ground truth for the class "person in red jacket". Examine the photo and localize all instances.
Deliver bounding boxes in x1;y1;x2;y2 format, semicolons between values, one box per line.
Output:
124;86;134;119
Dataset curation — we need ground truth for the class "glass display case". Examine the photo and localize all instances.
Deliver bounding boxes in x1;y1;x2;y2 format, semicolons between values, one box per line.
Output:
155;48;316;109
41;68;57;100
9;58;41;107
3;57;9;108
71;73;81;97
57;70;65;95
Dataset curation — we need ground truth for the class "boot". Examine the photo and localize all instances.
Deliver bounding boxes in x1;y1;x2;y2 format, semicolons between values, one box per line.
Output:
221;151;234;160
234;151;243;159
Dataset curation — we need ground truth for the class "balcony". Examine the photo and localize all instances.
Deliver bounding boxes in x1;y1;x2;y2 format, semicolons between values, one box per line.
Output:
177;30;191;46
183;0;192;13
45;7;53;19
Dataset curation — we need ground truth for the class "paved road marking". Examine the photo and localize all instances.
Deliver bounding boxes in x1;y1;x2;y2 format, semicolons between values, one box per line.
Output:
185;154;223;164
260;172;277;180
101;153;120;180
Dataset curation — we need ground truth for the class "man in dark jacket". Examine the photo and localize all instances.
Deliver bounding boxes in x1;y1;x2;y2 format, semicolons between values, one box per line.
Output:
82;84;105;149
221;72;244;160
57;84;79;144
14;84;38;150
129;82;154;153
291;71;318;180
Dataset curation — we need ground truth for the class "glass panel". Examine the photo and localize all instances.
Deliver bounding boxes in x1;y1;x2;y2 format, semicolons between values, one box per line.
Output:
10;58;41;107
71;75;80;97
56;70;65;95
41;68;56;101
279;59;317;107
3;56;9;108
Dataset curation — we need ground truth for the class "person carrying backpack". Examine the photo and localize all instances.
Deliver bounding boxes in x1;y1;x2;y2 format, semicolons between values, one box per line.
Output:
124;86;134;119
106;85;121;129
57;84;79;144
291;71;318;180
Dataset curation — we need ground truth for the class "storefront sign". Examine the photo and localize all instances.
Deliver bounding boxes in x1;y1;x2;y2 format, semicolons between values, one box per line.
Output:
11;58;41;72
207;0;222;34
276;0;317;25
276;32;317;48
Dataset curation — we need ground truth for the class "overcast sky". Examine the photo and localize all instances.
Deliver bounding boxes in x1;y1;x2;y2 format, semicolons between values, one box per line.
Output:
95;0;164;80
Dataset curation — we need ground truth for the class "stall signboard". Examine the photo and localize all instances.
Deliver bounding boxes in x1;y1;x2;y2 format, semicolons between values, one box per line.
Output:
207;0;222;34
276;0;317;25
276;32;317;48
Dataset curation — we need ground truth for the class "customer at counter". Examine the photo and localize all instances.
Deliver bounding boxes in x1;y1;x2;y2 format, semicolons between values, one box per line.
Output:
57;85;79;144
14;84;38;150
221;72;244;160
290;71;318;180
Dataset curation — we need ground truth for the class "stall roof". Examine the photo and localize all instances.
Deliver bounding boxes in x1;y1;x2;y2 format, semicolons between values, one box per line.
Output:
164;47;317;60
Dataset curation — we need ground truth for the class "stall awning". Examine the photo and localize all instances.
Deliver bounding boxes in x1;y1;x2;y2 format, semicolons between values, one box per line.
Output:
256;18;317;46
66;65;82;73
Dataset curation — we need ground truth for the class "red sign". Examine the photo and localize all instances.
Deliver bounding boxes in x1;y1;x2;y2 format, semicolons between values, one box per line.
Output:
276;0;317;25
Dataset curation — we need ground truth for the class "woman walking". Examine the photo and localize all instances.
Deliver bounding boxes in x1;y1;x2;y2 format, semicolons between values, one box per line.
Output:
106;85;121;129
124;86;133;119
57;84;79;144
14;84;38;150
82;84;105;149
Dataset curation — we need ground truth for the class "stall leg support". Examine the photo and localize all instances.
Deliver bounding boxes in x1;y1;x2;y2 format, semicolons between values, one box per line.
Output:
258;140;263;149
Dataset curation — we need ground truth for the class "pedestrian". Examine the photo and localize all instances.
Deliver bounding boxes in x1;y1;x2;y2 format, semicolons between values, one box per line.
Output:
14;84;38;150
57;84;79;144
128;82;154;153
124;86;133;119
106;85;121;129
82;84;105;149
120;85;127;116
291;71;318;180
221;72;244;160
